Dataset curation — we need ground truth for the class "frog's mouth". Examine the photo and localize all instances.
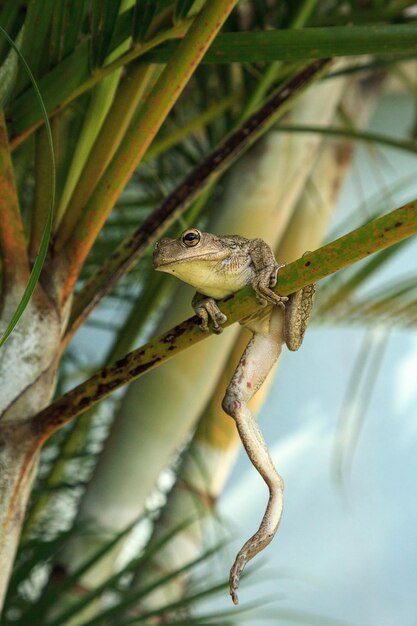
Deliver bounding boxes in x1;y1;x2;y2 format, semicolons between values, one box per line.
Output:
153;251;221;269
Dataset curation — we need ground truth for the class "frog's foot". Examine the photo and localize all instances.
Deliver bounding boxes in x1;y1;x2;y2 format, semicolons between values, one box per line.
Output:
284;283;316;351
193;297;227;334
229;529;275;605
223;392;284;605
251;262;288;307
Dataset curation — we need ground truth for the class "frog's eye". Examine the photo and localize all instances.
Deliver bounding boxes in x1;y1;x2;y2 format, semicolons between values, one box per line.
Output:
182;229;201;247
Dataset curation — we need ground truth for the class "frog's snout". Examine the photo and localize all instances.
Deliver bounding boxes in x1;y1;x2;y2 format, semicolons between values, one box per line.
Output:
154;238;170;250
153;238;171;269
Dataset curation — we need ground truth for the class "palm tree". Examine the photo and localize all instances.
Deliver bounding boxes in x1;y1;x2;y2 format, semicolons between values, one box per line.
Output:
0;1;416;624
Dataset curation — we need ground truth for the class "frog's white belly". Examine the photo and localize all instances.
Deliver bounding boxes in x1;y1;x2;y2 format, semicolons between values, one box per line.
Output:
167;257;254;299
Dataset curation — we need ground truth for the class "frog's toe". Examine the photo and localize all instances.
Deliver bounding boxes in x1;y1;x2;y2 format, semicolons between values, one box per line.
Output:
211;310;227;333
256;288;287;307
229;555;245;605
255;293;268;307
215;310;227;324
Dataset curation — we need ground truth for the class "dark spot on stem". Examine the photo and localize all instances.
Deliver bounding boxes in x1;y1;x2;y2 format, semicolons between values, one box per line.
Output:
96;378;124;395
116;355;129;369
77;396;92;410
130;358;161;377
164;325;187;342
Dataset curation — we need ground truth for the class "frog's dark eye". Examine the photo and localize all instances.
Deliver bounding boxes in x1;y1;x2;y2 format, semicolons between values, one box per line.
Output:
182;229;201;247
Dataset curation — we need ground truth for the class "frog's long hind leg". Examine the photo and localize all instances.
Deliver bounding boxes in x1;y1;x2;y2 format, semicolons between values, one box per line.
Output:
222;306;286;605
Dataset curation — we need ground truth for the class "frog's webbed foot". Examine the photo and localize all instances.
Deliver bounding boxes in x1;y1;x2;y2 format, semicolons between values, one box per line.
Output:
284;283;315;351
251;262;288;308
227;450;283;604
284;250;315;351
192;293;227;334
229;515;279;605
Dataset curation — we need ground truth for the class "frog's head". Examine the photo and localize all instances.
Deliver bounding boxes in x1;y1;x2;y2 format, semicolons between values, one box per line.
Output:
154;228;230;267
153;228;249;297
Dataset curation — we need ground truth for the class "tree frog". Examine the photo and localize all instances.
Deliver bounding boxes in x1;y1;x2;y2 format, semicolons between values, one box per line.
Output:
153;228;315;604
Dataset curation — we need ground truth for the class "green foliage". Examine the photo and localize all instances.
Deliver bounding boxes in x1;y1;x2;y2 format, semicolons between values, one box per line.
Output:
0;1;22;64
3;514;236;626
133;0;160;42
90;0;123;67
15;0;56;91
175;0;197;21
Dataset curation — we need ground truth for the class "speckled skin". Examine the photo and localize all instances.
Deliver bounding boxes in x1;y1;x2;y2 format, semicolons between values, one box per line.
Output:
153;228;315;604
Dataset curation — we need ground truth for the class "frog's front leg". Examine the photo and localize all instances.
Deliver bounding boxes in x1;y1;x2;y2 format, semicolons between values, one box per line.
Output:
192;291;227;334
222;306;286;605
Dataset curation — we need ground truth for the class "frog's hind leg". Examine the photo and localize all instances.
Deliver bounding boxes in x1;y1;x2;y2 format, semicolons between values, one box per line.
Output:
222;306;285;605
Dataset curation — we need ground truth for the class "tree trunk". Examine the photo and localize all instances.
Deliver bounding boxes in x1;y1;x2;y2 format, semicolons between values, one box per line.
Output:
0;286;67;606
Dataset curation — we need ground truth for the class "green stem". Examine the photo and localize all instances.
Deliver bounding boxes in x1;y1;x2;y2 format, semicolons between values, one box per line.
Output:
31;201;417;442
